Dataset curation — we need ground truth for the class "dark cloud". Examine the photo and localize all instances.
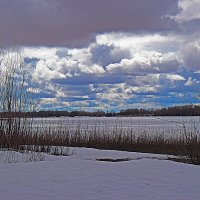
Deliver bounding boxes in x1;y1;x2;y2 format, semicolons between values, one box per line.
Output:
91;45;131;67
0;0;178;46
181;19;200;32
181;41;200;71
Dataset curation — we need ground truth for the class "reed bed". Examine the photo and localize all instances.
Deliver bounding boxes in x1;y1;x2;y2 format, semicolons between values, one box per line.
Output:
0;117;200;164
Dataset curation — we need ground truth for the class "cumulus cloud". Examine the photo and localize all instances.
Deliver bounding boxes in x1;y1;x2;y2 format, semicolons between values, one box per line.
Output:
23;33;182;86
91;44;131;67
181;41;200;72
106;51;179;75
24;46;106;84
174;0;200;22
133;74;160;86
96;33;179;54
165;74;186;81
185;77;200;86
170;0;200;34
131;73;185;88
21;31;199;110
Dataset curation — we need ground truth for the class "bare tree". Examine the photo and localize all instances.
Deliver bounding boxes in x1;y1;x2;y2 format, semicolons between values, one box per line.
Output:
0;45;35;149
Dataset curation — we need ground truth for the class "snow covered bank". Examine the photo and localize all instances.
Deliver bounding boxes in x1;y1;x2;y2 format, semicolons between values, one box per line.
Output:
0;148;199;200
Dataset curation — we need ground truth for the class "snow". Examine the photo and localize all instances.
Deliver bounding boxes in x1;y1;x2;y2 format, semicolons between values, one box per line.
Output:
0;148;200;200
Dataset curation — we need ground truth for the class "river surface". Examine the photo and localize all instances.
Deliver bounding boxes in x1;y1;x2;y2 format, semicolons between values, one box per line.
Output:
32;116;200;136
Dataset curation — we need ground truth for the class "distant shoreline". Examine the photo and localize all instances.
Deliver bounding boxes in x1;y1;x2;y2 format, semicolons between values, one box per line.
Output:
1;104;200;118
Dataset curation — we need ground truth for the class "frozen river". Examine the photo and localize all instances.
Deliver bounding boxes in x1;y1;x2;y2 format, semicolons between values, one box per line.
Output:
32;116;200;136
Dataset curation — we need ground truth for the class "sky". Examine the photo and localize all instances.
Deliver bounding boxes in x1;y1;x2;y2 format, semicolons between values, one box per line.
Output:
1;0;200;111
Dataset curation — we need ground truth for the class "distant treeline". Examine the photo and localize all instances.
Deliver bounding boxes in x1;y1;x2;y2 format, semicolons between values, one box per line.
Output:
1;105;200;118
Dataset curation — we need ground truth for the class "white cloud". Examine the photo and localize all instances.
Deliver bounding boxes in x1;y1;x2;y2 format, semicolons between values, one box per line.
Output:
24;33;182;85
22;32;200;110
124;86;158;94
79;64;105;74
93;83;133;102
165;74;186;81
96;33;179;55
96;92;131;101
174;0;200;22
106;51;179;75
24;47;58;60
40;98;59;105
27;87;41;94
185;77;200;86
33;60;66;81
133;74;160;86
25;45;106;83
93;82;158;104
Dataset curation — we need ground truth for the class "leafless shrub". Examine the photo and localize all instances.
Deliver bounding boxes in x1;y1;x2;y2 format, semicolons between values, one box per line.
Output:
0;149;45;163
0;45;38;151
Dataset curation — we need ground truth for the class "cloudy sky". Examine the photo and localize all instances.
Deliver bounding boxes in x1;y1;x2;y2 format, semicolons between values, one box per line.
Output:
1;0;200;111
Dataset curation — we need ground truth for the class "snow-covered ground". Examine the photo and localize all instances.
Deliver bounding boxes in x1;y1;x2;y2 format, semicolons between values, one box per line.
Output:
0;148;200;200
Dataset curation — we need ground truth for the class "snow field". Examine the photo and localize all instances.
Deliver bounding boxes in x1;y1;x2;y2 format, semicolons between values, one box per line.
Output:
0;148;199;200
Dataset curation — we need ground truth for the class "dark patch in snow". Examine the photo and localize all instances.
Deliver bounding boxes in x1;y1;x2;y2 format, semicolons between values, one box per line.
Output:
96;156;167;162
96;158;131;162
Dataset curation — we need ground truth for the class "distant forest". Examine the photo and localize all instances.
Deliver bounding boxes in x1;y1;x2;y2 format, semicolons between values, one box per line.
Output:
1;104;200;118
